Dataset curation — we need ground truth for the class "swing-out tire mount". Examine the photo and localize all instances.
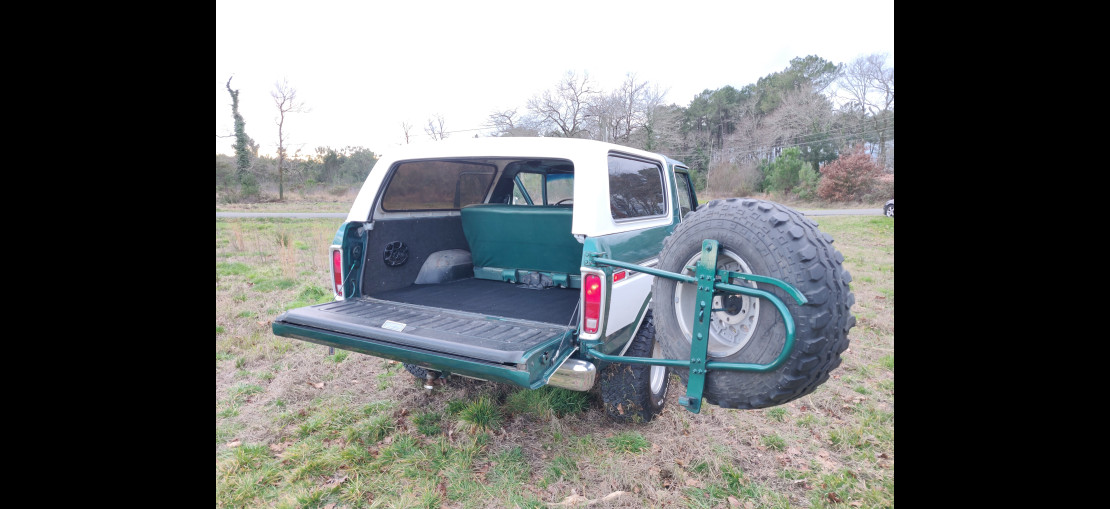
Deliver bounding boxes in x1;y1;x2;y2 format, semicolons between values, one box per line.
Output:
652;198;855;410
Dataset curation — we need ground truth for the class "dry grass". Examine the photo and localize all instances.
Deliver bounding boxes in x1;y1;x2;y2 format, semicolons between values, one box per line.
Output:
216;212;893;508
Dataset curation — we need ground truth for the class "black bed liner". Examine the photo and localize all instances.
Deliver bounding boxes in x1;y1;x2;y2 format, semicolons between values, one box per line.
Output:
276;279;580;364
373;278;580;325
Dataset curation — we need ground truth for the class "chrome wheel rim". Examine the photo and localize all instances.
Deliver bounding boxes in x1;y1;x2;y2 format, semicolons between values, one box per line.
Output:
672;248;759;357
649;339;666;395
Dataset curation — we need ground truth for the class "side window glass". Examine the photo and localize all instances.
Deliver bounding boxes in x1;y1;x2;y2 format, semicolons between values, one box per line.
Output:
512;172;543;205
382;160;495;211
675;172;694;218
608;154;666;220
546;174;574;205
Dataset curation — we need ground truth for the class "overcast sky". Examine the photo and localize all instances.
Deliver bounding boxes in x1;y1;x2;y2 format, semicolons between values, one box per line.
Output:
216;0;893;158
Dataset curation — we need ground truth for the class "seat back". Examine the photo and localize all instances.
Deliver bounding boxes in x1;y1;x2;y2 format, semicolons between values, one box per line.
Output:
460;204;582;286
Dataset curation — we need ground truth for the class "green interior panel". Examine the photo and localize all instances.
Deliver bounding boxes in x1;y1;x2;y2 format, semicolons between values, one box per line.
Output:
460;204;583;279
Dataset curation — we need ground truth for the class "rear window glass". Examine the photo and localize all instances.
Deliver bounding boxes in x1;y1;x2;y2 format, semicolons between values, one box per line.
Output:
608;154;666;220
381;160;496;211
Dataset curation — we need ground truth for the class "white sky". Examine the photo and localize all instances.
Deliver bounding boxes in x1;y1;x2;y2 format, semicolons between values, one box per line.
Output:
216;0;893;158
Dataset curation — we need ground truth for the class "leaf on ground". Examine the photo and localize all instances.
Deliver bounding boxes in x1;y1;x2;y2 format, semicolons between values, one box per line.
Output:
827;492;842;503
321;474;347;489
310;382;324;389
226;439;241;448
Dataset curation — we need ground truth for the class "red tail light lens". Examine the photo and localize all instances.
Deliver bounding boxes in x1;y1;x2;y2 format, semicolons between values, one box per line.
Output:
583;273;601;334
332;249;344;297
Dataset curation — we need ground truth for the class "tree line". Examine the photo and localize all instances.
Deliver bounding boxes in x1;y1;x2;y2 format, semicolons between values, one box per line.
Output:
217;54;892;203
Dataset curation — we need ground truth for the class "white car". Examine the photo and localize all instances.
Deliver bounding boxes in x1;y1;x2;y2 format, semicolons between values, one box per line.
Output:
884;199;894;218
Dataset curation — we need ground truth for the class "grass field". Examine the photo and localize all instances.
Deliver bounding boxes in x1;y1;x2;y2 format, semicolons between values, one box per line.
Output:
215;206;894;508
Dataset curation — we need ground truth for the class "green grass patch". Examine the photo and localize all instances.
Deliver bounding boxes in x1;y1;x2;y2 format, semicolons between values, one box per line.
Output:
542;455;579;485
286;285;333;309
504;386;590;419
413;411;442;436
607;431;650;453
761;433;786;451
765;407;787;422
456;396;502;433
807;469;893;508
444;398;468;415
216;262;251;276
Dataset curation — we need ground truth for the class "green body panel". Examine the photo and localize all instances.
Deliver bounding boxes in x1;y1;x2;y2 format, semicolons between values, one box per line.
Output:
333;222;366;298
587;225;673;264
579;233;661;358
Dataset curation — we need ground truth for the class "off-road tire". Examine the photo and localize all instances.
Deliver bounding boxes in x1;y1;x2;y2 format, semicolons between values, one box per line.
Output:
599;312;669;423
652;198;855;409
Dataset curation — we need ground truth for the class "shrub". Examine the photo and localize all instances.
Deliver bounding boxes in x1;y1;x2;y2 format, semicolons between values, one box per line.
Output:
239;173;260;201
761;148;806;195
794;163;821;201
817;145;884;202
865;172;895;202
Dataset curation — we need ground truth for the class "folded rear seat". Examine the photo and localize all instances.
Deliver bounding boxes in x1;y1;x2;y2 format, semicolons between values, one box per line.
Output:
460;204;582;288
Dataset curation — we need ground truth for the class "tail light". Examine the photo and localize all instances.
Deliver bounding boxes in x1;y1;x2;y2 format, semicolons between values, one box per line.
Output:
331;248;344;298
583;273;602;334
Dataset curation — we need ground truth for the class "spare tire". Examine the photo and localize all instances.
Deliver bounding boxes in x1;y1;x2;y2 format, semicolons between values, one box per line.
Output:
651;198;855;409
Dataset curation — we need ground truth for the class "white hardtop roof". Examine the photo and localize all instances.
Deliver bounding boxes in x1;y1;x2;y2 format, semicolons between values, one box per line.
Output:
348;137;684;237
374;136;668;162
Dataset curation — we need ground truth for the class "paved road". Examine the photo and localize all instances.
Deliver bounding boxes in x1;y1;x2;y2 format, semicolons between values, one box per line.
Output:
216;209;882;219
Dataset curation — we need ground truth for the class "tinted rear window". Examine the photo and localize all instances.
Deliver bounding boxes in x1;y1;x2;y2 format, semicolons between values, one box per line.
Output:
608;154;666;220
381;160;496;211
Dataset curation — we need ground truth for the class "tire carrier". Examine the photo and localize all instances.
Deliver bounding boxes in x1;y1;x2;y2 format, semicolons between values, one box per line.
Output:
583;239;807;414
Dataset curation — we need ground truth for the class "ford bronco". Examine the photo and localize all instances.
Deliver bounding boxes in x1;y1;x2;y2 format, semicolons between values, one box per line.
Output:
272;137;855;422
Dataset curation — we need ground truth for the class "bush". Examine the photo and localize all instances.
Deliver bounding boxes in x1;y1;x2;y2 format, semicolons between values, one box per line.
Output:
239;173;260;201
761;148;806;195
795;163;821;201
817;145;884;202
865;172;895;202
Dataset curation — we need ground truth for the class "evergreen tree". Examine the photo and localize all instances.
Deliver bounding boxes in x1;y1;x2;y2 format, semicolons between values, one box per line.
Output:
225;77;252;177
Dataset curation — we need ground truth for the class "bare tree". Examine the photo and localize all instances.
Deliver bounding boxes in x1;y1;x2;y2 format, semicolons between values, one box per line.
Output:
425;114;448;141
485;108;540;137
526;71;599;138
272;79;307;200
401;121;413;144
834;54;894;168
